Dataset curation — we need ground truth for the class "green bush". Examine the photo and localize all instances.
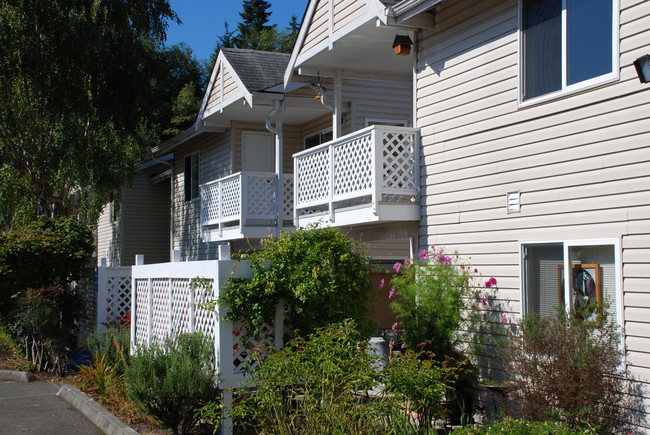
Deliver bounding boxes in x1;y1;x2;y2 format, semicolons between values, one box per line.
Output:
125;333;218;435
452;417;597;434
86;327;130;376
502;309;633;432
0;218;93;373
221;227;374;337
231;321;459;434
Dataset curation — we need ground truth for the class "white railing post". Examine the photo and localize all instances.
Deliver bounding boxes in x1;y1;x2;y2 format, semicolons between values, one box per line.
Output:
147;278;153;346
221;389;234;435
168;278;173;336
372;128;382;214
96;259;108;332
328;145;335;222
171;250;181;263
240;173;247;228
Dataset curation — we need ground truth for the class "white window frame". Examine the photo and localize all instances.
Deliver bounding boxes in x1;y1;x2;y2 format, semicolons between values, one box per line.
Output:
303;128;333;149
519;238;622;327
518;0;619;107
184;151;200;202
364;118;409;127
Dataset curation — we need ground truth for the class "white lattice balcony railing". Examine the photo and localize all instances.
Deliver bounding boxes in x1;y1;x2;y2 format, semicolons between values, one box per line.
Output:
200;172;294;241
293;125;420;228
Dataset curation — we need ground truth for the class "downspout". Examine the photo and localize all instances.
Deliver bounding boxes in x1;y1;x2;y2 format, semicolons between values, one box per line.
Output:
265;99;284;237
152;156;175;262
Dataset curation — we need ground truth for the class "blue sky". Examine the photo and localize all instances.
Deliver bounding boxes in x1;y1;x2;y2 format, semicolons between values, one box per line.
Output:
164;1;309;61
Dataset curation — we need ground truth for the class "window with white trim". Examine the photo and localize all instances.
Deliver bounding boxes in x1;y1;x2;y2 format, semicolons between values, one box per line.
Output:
184;152;199;202
304;129;333;149
521;0;616;101
522;241;619;323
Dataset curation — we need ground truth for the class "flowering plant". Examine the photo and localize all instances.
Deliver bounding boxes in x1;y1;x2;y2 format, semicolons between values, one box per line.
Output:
389;246;500;360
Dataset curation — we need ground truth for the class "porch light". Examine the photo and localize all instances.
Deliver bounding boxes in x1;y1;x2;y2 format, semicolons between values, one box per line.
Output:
392;34;413;56
634;54;650;83
314;86;323;100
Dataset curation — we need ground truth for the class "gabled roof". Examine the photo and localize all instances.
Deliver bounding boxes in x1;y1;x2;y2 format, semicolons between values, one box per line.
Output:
284;0;389;85
198;48;290;123
221;48;290;94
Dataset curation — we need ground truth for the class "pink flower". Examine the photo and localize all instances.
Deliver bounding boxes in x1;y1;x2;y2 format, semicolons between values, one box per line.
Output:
391;322;399;331
405;258;412;268
389;287;396;299
472;302;478;309
379;278;385;289
501;314;508;324
437;254;452;265
418;249;429;260
460;265;465;270
393;262;402;273
485;277;498;288
481;298;488;307
474;268;478;273
401;343;406;349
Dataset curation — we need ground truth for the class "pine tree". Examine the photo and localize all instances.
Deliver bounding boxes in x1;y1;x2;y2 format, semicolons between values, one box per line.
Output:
235;0;273;50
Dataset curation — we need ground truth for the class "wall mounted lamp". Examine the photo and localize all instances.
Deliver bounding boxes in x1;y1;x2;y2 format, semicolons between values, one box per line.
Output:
634;54;650;83
392;34;413;56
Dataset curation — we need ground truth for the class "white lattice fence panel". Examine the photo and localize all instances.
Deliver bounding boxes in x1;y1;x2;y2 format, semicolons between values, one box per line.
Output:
151;279;170;341
282;176;294;219
381;131;416;195
134;279;149;345
296;148;330;206
246;175;276;217
103;276;131;326
333;133;373;198
194;280;216;339
220;177;241;221
171;279;192;335
232;321;275;373
201;181;221;225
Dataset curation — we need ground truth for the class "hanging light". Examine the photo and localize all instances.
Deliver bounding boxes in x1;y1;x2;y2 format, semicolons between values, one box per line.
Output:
392;34;413;56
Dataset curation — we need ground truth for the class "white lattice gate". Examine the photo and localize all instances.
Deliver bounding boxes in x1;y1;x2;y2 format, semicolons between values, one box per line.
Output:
96;263;132;331
131;257;285;435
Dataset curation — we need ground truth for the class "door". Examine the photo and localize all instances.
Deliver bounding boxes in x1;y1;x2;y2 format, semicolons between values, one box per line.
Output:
242;131;275;173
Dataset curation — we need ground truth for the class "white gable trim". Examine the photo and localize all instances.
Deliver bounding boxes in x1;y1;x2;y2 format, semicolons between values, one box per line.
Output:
284;0;388;86
196;51;253;123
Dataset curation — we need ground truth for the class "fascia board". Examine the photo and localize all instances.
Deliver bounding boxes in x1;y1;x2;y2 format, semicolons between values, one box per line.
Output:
284;0;320;86
196;51;226;125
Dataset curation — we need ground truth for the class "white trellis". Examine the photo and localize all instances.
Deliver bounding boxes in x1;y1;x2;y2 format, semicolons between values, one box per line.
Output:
131;253;285;435
96;260;132;332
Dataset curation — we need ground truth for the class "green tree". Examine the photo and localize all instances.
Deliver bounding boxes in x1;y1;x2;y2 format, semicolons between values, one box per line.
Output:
0;0;180;220
236;0;273;49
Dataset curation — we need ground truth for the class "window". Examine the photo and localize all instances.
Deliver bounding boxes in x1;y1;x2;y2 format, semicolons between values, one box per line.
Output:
184;152;199;202
521;0;616;101
522;240;619;323
304;129;333;149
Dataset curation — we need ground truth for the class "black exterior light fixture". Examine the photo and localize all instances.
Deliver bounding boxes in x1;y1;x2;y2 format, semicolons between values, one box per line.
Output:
392;34;413;56
634;54;650;83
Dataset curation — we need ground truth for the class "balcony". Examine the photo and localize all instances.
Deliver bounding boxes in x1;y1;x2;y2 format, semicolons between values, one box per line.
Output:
293;125;420;228
200;172;294;242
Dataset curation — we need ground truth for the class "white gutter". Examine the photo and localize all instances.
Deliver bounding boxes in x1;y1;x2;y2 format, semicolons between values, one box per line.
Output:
265;99;285;237
386;0;444;23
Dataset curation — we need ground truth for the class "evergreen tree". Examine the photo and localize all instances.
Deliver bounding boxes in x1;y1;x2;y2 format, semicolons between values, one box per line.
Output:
235;0;273;50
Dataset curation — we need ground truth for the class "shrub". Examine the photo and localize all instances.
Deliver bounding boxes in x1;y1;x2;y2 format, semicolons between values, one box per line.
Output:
0;218;93;373
452;417;597;434
221;227;374;337
231;321;459;434
125;333;218;435
86;327;130;376
502;309;633;432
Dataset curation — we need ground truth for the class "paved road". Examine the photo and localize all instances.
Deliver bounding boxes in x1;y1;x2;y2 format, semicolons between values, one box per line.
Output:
0;381;101;434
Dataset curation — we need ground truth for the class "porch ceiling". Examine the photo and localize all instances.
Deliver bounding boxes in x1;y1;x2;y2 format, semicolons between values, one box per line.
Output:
202;92;331;126
294;20;413;80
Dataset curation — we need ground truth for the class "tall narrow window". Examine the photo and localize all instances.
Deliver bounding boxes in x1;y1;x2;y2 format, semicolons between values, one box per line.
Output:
184;152;199;202
521;0;615;101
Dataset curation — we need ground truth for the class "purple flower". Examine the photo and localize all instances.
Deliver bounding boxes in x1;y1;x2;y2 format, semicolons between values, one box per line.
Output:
474;268;478;273
391;322;399;331
388;287;396;299
379;278;385;289
472;302;478;309
393;262;402;273
481;298;488;307
418;249;429;260
501;314;508;325
437;254;452;265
